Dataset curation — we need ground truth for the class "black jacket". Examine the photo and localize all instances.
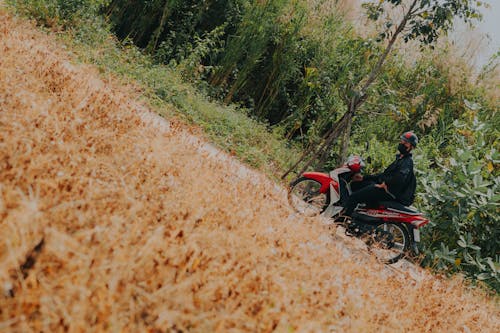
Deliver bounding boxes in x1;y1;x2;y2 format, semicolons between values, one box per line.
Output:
366;154;416;206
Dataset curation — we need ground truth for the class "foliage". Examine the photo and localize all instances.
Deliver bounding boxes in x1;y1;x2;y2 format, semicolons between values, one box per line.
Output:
106;0;247;61
417;113;499;291
103;0;383;144
347;47;499;291
363;0;484;45
7;0;108;26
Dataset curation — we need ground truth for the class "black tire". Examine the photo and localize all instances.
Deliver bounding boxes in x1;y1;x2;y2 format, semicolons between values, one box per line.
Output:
287;177;330;217
367;222;411;264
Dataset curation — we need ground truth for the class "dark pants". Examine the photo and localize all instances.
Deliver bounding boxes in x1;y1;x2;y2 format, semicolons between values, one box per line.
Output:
338;176;376;207
344;184;394;216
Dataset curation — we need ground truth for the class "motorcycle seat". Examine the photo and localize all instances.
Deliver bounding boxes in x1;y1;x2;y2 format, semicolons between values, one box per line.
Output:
378;201;421;215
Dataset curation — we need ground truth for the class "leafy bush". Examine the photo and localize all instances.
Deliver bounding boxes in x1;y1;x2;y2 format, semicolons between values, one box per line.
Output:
418;114;499;291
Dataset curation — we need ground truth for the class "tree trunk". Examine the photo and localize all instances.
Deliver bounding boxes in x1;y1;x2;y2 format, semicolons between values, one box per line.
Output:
358;0;418;97
149;0;172;52
339;112;353;164
281;110;351;179
281;0;418;180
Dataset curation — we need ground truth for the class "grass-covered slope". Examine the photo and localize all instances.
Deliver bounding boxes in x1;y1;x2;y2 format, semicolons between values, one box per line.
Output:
0;8;499;333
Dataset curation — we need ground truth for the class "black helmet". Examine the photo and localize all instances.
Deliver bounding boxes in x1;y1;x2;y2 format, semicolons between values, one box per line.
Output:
401;131;418;147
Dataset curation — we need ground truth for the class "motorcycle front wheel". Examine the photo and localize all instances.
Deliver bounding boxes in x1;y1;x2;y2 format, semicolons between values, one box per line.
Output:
287;177;330;217
367;222;410;264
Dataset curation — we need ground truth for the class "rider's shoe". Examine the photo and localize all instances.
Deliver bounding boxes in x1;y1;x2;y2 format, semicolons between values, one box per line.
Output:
335;211;352;224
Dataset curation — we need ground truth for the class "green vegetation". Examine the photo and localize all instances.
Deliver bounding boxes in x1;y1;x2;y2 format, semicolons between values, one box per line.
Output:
6;0;499;291
8;0;107;26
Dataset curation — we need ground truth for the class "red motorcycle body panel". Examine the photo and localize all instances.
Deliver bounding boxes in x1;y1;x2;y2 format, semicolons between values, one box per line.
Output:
302;172;339;193
357;207;429;228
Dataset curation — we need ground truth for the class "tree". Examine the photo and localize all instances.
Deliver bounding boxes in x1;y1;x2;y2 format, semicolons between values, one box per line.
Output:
282;0;484;179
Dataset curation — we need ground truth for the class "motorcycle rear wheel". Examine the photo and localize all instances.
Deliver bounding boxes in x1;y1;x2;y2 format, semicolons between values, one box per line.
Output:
288;177;330;217
367;222;410;264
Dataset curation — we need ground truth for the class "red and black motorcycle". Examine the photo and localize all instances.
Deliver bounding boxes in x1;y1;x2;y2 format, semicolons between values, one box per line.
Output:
287;156;429;264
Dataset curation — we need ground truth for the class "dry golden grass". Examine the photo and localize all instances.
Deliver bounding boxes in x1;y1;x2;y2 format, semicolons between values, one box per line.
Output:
0;7;499;333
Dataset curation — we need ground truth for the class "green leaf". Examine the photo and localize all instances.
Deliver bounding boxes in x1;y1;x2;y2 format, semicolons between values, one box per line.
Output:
486;258;499;273
457;238;467;248
464;252;475;264
469;244;481;251
476;273;491;280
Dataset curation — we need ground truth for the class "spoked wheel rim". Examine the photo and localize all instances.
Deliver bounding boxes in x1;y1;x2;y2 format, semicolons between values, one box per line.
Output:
288;178;328;217
368;223;409;264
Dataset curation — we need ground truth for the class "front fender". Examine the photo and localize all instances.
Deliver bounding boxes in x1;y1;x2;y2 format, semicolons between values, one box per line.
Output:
302;172;336;193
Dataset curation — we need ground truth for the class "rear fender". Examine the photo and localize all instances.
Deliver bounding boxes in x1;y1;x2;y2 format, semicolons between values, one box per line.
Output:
302;172;337;194
410;216;430;228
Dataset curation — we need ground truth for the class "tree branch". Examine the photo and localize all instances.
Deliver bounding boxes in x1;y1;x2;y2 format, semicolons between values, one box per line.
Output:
359;0;418;97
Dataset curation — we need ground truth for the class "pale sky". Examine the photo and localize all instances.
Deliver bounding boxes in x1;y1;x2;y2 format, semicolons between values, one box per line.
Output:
452;0;500;68
477;0;500;65
353;1;500;69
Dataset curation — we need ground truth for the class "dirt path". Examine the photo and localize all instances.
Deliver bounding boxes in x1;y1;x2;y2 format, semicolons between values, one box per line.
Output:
0;8;498;333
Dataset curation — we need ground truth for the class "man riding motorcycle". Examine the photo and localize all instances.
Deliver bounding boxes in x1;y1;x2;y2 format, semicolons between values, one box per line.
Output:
343;131;418;217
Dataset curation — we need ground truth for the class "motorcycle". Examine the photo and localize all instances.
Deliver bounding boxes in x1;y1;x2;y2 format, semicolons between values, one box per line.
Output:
287;163;429;264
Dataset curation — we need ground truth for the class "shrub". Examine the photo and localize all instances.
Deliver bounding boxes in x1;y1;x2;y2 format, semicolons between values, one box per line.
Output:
418;113;499;291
